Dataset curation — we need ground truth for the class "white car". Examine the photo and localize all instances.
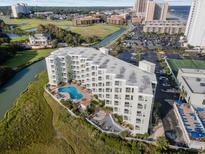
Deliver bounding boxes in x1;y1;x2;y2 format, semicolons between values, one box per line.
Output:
162;83;170;87
159;76;168;81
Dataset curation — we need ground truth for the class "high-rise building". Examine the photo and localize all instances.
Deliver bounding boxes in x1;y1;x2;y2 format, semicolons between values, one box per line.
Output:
11;3;30;18
134;0;148;17
159;2;168;21
46;47;157;134
145;0;155;21
185;0;205;48
145;0;168;21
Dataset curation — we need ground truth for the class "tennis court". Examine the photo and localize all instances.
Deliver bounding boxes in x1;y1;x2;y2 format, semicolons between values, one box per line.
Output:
167;59;205;76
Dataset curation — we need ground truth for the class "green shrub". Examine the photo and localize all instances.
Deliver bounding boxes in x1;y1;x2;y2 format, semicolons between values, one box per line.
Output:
0;72;55;152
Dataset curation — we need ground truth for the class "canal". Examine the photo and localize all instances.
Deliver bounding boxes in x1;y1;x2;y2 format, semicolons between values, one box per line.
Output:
93;27;126;48
0;26;127;119
0;61;46;118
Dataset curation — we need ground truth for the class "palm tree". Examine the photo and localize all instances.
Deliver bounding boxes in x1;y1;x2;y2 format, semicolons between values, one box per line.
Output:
155;136;169;151
179;89;187;100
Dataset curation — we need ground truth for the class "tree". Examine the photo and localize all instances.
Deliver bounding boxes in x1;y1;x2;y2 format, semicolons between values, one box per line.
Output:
187;44;194;49
155;136;169;151
51;39;58;48
37;24;85;46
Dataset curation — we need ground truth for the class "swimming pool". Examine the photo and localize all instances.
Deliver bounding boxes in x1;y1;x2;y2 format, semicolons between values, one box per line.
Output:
58;86;83;100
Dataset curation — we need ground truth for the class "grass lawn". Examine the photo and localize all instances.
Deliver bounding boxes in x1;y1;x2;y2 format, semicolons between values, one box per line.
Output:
3;18;120;39
5;48;54;68
71;24;120;39
3;18;72;30
10;36;29;42
167;59;205;75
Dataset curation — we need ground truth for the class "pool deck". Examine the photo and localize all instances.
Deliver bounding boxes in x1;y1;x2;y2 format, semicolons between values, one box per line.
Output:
49;82;92;107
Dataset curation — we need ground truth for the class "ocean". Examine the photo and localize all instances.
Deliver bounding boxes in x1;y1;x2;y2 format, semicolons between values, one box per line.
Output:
168;6;191;20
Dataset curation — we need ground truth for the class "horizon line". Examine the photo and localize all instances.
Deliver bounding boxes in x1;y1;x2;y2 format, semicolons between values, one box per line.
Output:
0;4;191;7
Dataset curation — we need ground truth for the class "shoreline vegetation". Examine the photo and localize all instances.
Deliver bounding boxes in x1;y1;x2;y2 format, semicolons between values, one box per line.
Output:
0;72;195;154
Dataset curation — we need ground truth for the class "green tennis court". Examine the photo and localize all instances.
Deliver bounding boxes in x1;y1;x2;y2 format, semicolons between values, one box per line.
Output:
167;59;205;76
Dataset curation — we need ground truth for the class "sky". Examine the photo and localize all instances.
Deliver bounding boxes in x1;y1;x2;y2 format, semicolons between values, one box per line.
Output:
0;0;192;7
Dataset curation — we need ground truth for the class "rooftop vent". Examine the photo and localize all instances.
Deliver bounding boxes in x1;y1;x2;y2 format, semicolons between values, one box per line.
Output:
196;78;201;82
200;83;205;87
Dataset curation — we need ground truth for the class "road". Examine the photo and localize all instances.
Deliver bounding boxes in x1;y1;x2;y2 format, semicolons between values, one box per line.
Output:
142;50;186;146
117;47;186;145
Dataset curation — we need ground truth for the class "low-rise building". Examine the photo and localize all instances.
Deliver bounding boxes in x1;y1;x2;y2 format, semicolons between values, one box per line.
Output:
177;68;205;108
46;47;157;135
34;11;53;17
131;16;143;25
173;68;205;149
143;20;186;34
73;16;100;26
107;15;125;25
29;34;51;48
174;101;205;150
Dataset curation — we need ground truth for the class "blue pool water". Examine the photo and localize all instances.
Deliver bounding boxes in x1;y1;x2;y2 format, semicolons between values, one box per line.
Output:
58;86;83;100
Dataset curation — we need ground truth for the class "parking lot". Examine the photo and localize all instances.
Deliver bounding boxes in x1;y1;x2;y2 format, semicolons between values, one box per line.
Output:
122;26;182;50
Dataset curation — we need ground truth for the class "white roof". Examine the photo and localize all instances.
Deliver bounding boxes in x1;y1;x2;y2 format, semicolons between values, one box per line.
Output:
140;60;156;66
179;68;205;94
49;47;157;95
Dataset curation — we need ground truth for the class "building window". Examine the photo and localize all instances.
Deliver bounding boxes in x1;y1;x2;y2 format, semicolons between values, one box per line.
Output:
114;107;118;112
125;102;129;107
115;88;122;93
106;94;110;99
114;101;119;106
137;111;142;117
98;77;102;81
106;100;110;104
203;100;205;105
138;104;143;109
124;109;129;114
125;95;130;100
124;116;128;120
98;70;102;74
115;81;120;86
136;118;141;124
106;82;111;86
138;95;144;101
92;78;95;82
106;75;111;80
92;66;95;70
135;125;140;130
126;88;131;93
106;88;112;92
115;95;120;100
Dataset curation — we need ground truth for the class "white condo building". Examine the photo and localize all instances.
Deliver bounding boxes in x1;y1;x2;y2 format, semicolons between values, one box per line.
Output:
177;68;205;108
11;3;30;18
185;0;205;48
46;47;157;134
